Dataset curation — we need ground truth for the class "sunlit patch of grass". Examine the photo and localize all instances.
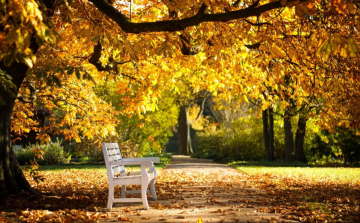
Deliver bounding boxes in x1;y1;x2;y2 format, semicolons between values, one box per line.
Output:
36;155;170;171
231;164;360;183
231;162;360;222
38;163;166;172
39;164;107;171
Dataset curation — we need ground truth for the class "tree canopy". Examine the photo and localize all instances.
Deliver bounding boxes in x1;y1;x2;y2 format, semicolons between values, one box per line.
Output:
1;0;360;198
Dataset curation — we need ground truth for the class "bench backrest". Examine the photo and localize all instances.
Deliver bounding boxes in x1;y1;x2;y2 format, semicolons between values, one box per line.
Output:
102;142;125;179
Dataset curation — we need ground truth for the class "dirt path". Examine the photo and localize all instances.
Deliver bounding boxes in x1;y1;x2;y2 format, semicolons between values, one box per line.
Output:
105;155;299;223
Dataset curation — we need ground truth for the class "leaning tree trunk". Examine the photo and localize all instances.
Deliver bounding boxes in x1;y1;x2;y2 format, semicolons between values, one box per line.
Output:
284;109;294;162
178;105;193;155
0;62;35;199
0;0;59;200
0;1;58;200
295;113;308;163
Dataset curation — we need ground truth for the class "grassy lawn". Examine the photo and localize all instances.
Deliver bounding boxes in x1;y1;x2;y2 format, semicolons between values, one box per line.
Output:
234;166;360;183
230;161;360;183
38;163;107;171
34;154;170;171
37;161;168;171
230;161;360;222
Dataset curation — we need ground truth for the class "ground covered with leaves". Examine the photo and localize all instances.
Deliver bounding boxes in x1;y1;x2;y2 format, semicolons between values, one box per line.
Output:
0;159;359;223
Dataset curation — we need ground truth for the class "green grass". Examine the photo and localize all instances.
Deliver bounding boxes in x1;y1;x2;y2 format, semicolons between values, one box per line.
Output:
38;164;107;171
35;154;170;171
231;162;360;183
38;162;168;171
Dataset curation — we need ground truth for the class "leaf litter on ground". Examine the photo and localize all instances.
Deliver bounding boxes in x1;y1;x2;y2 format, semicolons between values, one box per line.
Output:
0;166;359;222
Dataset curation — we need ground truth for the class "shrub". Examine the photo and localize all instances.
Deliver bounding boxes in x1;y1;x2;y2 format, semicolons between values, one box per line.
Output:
15;140;71;165
64;139;104;161
158;153;171;164
15;146;35;166
79;156;95;163
309;128;360;164
193;116;285;162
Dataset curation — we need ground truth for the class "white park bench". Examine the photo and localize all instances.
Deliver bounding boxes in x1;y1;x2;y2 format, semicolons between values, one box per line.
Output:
102;142;159;210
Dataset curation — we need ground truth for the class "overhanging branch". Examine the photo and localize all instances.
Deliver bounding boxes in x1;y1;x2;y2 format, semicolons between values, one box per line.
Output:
87;0;306;33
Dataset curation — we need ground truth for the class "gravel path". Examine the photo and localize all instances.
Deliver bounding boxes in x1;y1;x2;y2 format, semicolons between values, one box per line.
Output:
166;155;237;172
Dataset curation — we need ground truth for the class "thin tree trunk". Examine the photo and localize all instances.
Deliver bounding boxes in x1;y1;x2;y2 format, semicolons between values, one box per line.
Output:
284;109;294;162
295;113;308;163
268;107;275;161
262;109;270;160
186;111;193;154
178;105;193;155
263;107;275;161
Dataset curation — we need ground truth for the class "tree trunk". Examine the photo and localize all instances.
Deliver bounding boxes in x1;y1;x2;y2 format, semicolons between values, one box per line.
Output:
262;109;270;160
0;0;58;201
0;61;34;199
178;105;193;155
262;107;275;161
0;31;43;199
284;109;294;162
295;113;308;163
0;91;18;198
268;107;275;161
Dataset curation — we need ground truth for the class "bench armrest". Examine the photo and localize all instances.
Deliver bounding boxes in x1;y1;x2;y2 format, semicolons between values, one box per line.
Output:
110;160;154;168
122;157;160;163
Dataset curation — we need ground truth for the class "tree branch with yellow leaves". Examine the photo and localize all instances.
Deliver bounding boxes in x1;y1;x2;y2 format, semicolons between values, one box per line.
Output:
87;0;307;34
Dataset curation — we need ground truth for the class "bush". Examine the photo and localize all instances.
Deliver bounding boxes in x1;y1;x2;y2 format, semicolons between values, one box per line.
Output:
15;147;35;166
158;153;171;164
79;156;95;163
63;139;104;162
15;140;71;165
193;116;285;162
309;128;360;164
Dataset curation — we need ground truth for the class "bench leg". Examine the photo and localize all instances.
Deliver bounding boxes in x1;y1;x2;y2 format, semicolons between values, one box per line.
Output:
141;184;149;210
141;174;150;210
121;185;126;198
107;185;114;210
150;178;157;200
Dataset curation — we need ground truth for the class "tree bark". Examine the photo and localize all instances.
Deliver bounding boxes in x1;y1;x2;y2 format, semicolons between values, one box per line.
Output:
268;107;275;161
295;113;308;163
0;31;46;200
0;92;18;198
0;62;32;199
284;109;294;162
262;107;275;161
262;109;270;160
0;0;59;200
88;0;308;34
178;105;193;155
